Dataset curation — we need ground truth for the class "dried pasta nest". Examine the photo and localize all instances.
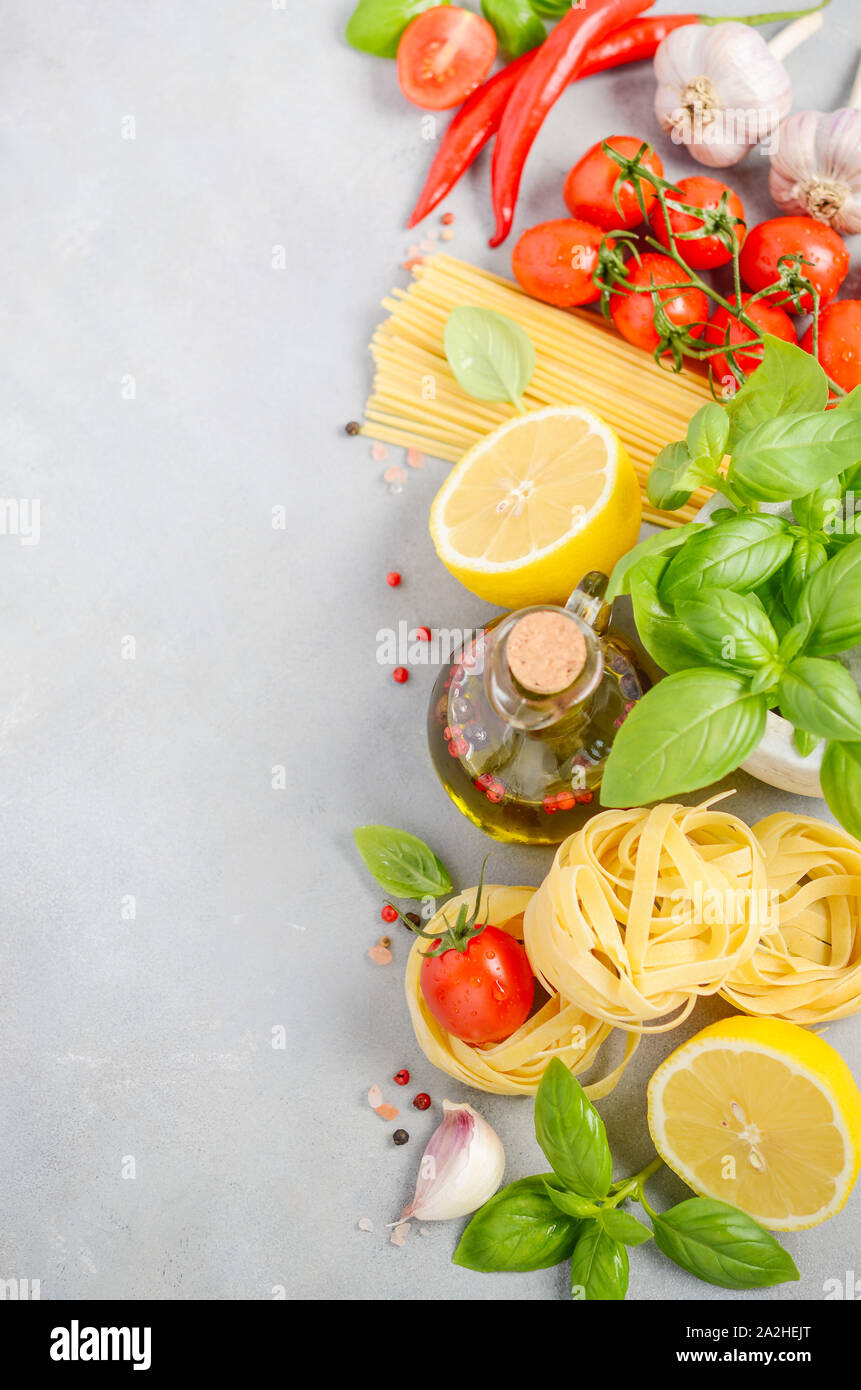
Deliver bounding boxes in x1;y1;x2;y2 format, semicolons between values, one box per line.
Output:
404;885;638;1097
722;813;861;1024
523;800;772;1033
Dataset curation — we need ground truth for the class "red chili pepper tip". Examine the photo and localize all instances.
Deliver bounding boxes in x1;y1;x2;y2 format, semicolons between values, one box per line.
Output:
393;667;409;683
413;1092;431;1111
386;571;402;587
381;904;398;924
393;1069;410;1086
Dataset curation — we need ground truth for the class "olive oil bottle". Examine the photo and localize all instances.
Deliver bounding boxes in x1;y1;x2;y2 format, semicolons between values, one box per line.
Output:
427;573;647;845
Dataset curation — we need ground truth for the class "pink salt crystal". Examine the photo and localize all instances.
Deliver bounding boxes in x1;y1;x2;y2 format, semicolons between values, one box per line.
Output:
368;944;393;965
440;229;455;242
407;244;422;258
406;448;425;470
390;1221;411;1247
402;257;424;272
367;1085;383;1109
383;465;407;485
376;1103;399;1122
419;239;434;253
358;1218;373;1233
371;441;388;462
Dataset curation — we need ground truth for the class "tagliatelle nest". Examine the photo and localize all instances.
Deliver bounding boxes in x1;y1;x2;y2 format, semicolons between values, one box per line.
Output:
523;800;772;1033
404;886;638;1097
722;814;861;1024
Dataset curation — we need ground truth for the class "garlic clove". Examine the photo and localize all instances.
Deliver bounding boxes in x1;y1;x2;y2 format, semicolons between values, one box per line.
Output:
401;1099;505;1222
769;108;861;234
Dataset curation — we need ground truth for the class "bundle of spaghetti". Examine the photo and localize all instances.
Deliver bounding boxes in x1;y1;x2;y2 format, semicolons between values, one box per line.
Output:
405;885;638;1097
722;814;861;1024
362;255;714;528
523;800;772;1033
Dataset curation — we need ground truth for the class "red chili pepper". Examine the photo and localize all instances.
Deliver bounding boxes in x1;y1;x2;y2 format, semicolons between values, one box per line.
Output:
490;0;654;247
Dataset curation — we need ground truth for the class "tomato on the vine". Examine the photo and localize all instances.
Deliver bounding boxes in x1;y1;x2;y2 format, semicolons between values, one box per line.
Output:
739;216;849;314
609;253;709;355
397;6;497;111
704;293;796;394
648;176;746;270
563;135;663;231
512;218;609;307
800;300;861;393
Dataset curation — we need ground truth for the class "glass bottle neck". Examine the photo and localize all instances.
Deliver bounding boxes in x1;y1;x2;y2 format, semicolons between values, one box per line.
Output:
484;605;605;732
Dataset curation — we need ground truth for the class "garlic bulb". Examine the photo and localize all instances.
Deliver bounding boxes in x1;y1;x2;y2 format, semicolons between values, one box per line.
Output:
769;108;861;233
654;21;794;168
401;1100;505;1222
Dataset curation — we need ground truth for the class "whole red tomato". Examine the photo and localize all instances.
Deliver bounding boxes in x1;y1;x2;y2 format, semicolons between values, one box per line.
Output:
564;135;664;231
704;293;796;394
739;216;849;314
512;218;609;307
800;301;861;393
609;252;709;355
649;176;746;270
397;6;497;111
420;923;534;1045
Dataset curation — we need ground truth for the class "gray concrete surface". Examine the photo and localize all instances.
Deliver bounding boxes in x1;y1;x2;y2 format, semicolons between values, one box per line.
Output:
0;0;859;1301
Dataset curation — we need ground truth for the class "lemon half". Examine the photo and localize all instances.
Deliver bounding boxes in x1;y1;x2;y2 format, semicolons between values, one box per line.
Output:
429;406;641;609
648;1016;861;1231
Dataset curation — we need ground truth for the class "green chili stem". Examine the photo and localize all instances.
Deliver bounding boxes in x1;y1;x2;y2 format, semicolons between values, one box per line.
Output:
699;0;830;23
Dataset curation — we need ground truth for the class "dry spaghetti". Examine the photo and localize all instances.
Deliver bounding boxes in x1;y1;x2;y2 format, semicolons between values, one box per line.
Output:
362;255;714;528
405;885;638;1097
722;813;861;1024
523;801;772;1033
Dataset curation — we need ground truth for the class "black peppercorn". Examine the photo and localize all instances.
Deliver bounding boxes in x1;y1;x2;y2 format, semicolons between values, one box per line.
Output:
345;420;361;436
393;1129;409;1146
404;911;421;930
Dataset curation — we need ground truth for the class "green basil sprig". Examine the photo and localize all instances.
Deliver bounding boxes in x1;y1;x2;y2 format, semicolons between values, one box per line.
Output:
481;0;545;56
821;741;861;840
731;411;861;503
345;0;448;57
794;537;861;656
453;1060;799;1300
353;824;452;897
724;334;828;445
444;306;536;409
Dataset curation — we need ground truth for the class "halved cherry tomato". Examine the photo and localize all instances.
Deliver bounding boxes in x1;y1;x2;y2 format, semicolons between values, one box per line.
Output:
420;923;534;1045
563;135;663;232
801;300;861;393
609;252;709;355
512;218;609;307
397;6;497;111
704;293;796;394
648;176;746;270
739;216;849;314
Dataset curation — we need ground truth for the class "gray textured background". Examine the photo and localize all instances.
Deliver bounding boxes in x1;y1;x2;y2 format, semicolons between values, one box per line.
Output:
1;0;860;1301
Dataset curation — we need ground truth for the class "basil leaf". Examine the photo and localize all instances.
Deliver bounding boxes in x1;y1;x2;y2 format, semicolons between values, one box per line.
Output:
444;306;536;408
534;1057;612;1198
629;556;710;674
606;523;706;603
543;1182;601;1219
793;479;840;532
659;513;793;604
345;0;448;57
599;1208;653;1247
783;533;829;613
353;824;452;897
821;740;861;840
724;335;829;446
530;0;574;13
453;1175;582;1273
600;670;767;808
481;0;545;56
729;411;861;502
651;1198;799;1290
836;385;861;413
794;727;821;758
647;442;713;512
777;658;861;742
795;538;861;655
777;619;811;665
675;588;778;674
570;1223;629;1301
686;403;730;463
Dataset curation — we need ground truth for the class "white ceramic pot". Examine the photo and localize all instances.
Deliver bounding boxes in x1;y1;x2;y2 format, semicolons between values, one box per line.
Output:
694;494;824;798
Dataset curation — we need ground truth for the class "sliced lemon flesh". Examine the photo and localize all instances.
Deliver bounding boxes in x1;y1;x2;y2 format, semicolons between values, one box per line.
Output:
648;1017;861;1231
430;406;641;608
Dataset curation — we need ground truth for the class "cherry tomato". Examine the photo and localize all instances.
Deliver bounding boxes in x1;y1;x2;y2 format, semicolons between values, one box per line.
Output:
704;293;796;395
609;253;709;355
397;6;497;111
739;216;849;314
512;218;609;307
801;300;861;393
563;135;664;232
420;924;534;1045
648;176;746;270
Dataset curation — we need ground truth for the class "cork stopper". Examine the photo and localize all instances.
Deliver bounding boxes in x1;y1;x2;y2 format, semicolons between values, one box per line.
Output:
506;611;587;695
